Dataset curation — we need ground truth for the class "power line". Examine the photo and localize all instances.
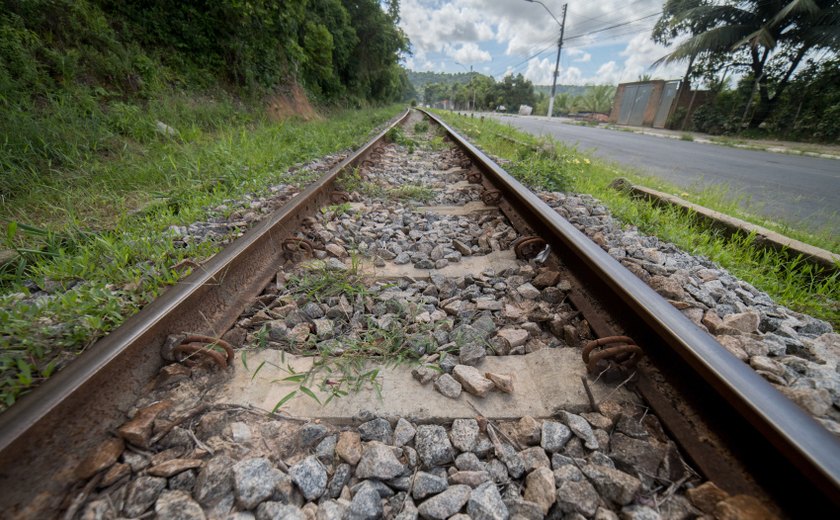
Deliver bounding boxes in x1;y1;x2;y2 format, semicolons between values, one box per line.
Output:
490;37;559;77
568;0;654;33
565;12;662;42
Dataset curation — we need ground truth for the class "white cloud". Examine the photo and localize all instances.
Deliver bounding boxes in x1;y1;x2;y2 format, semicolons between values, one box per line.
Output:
567;48;592;63
399;0;686;86
447;42;492;64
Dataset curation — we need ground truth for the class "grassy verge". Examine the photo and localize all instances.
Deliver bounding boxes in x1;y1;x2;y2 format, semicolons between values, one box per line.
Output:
0;102;404;410
433;110;839;329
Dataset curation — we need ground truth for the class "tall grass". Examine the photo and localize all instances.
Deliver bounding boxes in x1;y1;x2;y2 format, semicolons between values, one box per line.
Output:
0;104;404;410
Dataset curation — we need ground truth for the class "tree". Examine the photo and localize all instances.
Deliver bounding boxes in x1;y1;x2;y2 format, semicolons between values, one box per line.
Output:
654;0;840;128
577;85;616;113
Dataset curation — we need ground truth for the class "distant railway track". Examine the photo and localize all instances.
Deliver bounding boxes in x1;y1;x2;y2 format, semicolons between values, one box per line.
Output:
1;108;837;518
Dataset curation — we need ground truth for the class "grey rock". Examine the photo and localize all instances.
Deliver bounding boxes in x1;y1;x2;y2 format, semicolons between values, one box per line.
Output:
449;470;492;488
256;502;305;520
561;411;599;450
232;458;282;509
412;471;449;499
355;441;406;480
325;463;350;497
303;302;325;319
289;455;328;500
439;355;457;374
394;418;416;447
124;476;167;517
272;471;304;506
300;423;329;447
412;365;437;385
347;481;383;520
154;490;205;520
455;452;485;472
517;283;541;299
467;481;509;520
541;421;572;453
169;469;197;492
581;464;641;506
415;425;455;467
315;435;337;463
351;479;395;498
316;500;348;520
194;455;233;506
554;464;584;484
434;373;462;399
620;505;662;520
449;419;480;453
416;484;471;519
359;418;394;444
555;479;600;517
450;324;485;346
503;498;544;520
519;446;551;472
496;443;525;479
388;475;412;491
609;433;664;477
459;343;487;366
486;458;510;484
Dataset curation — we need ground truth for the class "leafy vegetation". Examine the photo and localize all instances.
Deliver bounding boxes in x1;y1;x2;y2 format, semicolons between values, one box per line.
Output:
0;105;404;410
434;110;839;328
422;73;537;112
0;0;413;205
654;0;840;138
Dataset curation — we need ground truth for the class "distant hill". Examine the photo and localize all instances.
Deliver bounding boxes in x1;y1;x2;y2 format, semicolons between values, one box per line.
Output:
407;71;477;90
533;85;590;97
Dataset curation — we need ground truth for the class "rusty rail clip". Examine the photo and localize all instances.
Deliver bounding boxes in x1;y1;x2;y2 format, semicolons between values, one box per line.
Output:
330;191;350;204
513;236;547;260
466;171;483;184
481;189;502;205
174;335;235;369
282;237;315;258
582;335;643;375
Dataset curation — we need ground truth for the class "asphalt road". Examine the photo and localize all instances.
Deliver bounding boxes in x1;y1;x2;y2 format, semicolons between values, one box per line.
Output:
486;114;840;234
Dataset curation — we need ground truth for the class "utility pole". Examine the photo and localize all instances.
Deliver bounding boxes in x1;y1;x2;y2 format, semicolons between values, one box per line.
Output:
524;1;567;118
547;4;567;118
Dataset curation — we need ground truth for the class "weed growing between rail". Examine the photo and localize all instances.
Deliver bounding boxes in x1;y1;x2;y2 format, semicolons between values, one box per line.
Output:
242;259;442;409
434;111;839;328
0;105;404;411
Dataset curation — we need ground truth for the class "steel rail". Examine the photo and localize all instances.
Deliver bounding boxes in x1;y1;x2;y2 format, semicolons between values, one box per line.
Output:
421;108;840;504
0;110;411;517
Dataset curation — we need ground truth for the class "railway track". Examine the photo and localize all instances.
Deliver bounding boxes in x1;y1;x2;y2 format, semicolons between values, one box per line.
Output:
0;108;838;519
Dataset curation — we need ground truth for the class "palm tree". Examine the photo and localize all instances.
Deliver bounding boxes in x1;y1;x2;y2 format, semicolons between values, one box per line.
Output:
654;0;840;128
578;85;617;113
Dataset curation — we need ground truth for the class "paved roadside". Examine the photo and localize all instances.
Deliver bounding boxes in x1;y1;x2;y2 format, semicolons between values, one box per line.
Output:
480;113;840;235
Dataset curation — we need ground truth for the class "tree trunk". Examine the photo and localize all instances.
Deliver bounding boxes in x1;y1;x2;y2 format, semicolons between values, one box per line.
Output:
748;45;808;129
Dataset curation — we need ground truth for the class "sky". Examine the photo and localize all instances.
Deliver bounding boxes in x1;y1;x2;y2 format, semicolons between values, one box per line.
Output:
398;0;688;86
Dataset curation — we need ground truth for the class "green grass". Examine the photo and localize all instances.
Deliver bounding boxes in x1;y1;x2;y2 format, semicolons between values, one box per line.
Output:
433;110;839;329
0;103;404;411
245;259;433;409
388;184;435;203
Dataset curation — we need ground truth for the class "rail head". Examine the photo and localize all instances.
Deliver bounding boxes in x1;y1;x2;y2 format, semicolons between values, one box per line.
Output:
420;108;840;500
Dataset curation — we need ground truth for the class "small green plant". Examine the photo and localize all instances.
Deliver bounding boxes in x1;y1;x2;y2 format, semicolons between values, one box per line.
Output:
388;184;434;202
680;133;695;142
413;121;429;134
